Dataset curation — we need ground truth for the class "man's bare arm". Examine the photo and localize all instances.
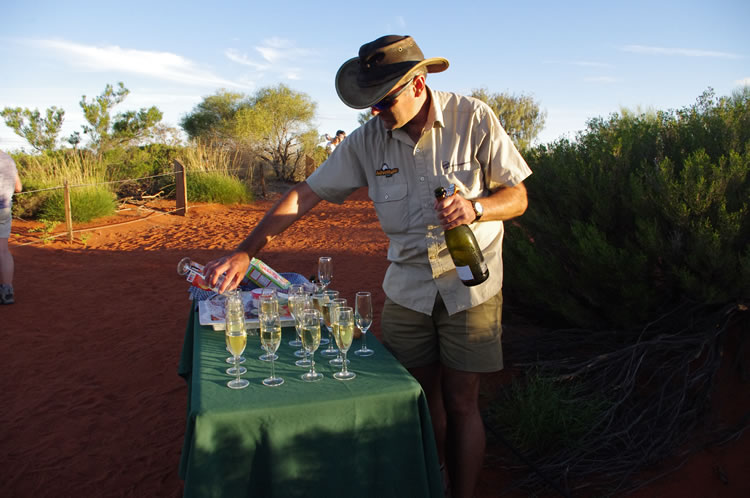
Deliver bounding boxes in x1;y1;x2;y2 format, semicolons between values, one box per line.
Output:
204;181;323;292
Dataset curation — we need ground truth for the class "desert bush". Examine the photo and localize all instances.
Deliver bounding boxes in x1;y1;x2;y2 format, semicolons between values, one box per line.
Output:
36;186;116;222
504;88;750;328
186;171;251;204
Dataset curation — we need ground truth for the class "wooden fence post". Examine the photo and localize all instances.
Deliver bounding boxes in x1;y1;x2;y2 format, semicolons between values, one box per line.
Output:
63;180;74;242
174;159;188;216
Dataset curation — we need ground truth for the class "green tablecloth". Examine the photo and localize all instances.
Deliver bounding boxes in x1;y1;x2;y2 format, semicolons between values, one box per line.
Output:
178;307;442;498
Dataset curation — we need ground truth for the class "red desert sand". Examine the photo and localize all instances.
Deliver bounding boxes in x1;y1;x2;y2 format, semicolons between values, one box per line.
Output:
2;187;748;497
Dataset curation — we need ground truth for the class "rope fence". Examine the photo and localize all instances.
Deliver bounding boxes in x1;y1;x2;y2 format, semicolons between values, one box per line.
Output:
12;159;210;245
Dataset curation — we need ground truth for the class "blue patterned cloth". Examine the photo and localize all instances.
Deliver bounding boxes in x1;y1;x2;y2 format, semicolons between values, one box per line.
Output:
187;272;313;301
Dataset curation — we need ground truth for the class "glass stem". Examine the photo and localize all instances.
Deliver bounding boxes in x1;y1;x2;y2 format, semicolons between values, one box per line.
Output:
270;353;276;379
342;352;348;374
362;329;367;350
235;355;241;384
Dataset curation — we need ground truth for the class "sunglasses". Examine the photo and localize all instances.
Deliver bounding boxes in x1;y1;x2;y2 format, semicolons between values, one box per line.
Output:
371;77;415;111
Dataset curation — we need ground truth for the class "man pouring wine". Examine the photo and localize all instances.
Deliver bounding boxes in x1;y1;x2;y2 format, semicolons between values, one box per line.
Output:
203;34;531;498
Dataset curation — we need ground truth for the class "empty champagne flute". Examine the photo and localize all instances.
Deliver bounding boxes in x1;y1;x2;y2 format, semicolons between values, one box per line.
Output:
318;256;332;291
260;313;284;387
333;307;356;380
300;309;323;382
354;291;375;357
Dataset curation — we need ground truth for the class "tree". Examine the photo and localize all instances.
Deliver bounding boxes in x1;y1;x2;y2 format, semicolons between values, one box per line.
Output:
79;82;163;154
470;88;546;150
180;90;248;142
1;106;65;152
182;85;319;182
357;110;373;125
235;84;317;179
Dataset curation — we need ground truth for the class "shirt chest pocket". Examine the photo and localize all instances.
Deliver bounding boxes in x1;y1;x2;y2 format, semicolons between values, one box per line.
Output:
368;182;410;234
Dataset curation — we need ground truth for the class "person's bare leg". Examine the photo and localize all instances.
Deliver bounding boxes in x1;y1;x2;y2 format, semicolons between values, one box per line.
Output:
442;366;484;498
408;363;447;478
0;238;13;285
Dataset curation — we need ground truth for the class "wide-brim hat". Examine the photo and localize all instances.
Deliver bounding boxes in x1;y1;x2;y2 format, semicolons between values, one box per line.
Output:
335;35;449;109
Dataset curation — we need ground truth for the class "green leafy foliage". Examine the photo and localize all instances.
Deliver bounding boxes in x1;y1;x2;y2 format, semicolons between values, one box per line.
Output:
181;84;319;182
504;88;750;328
470;88;546;151
1;106;65;152
79;82;164;154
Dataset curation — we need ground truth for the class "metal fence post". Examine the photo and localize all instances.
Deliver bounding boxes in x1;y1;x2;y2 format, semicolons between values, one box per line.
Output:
63;180;74;242
174;159;188;216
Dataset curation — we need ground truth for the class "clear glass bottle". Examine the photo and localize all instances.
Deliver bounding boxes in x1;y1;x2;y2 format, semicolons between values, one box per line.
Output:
177;257;225;293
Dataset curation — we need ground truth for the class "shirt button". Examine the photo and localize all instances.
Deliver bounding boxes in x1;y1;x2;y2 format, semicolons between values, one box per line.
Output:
384;194;390;200
414;148;420;153
419;176;425;182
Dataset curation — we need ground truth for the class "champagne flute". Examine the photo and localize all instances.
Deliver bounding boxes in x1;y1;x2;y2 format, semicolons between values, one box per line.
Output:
318;256;332;291
224;290;247;372
329;298;350;367
289;294;312;367
312;291;330;345
225;291;249;389
260;313;284;387
354;291;375;357
300;309;323;382
320;293;341;358
287;285;305;346
333;307;356;380
258;290;279;361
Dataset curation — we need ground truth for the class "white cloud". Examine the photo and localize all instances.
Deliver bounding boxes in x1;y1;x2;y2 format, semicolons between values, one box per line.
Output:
736;77;750;86
255;37;314;63
225;49;270;71
32;39;246;88
584;76;617;83
621;44;742;59
544;59;613;68
226;38;317;82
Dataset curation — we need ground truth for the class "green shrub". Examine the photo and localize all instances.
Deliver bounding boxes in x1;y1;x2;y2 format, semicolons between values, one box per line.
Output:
37;186;117;222
505;88;750;328
186;171;251;204
485;371;609;457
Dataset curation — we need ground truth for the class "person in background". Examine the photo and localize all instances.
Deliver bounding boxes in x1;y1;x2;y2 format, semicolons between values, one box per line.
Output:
203;35;531;498
0;150;22;304
325;129;347;154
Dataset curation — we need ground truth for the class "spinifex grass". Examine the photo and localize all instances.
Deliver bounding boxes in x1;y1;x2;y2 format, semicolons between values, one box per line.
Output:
485;369;610;457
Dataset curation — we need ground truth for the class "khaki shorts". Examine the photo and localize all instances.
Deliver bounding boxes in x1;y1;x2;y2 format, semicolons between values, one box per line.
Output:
381;291;504;373
0;207;11;239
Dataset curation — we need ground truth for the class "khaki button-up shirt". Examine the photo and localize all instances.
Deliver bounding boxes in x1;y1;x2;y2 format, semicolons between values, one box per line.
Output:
306;88;532;315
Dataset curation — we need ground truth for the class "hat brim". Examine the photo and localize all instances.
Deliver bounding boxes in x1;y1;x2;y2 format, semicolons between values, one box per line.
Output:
335;57;449;109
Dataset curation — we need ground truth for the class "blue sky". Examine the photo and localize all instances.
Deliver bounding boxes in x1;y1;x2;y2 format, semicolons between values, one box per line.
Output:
2;0;748;151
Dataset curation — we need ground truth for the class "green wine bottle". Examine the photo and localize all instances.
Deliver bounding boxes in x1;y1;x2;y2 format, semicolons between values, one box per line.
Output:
434;185;490;286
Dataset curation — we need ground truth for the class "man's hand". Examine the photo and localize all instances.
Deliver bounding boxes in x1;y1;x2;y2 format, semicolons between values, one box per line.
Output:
204;251;251;294
434;193;475;230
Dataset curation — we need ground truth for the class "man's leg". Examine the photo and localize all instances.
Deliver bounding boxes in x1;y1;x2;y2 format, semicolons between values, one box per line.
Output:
441;366;484;498
408;363;447;471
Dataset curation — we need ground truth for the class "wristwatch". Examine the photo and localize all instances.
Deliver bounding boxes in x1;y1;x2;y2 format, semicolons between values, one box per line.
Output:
471;200;484;221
